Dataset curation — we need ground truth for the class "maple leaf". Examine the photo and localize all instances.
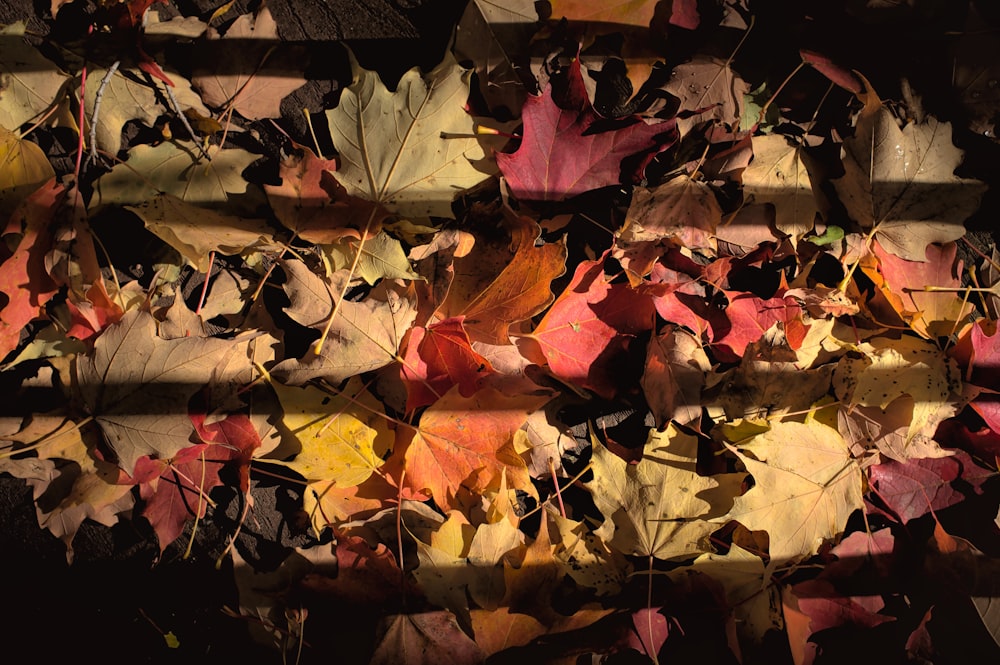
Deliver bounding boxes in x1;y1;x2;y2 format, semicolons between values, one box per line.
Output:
720;420;864;564
711;291;803;363
76;309;252;474
454;0;538;116
502;512;562;623
401;386;546;510
93;140;262;215
663;54;749;136
742;134;818;241
859;239;974;339
326;52;494;219
0;124;55;222
470;607;547;657
618;174;722;254
369;612;485;665
525;256;655;398
400;317;495;412
271;377;391;487
589;426;744;560
192;5;308;120
264;142;387;244
84;65;210;155
951;320;1000;434
125;193;274;271
0;179;64;360
324;231;424;285
868;450;993;523
270;259;417;385
0;22;71;130
497;58;675;202
64;278;124;344
458;234;567;345
833;77;987;261
304;533;406;608
642;324;710;428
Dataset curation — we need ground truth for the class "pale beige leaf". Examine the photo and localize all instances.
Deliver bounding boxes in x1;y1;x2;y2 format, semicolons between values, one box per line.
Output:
323;231;423;285
663;55;749;136
192;6;307;120
620;175;721;253
326;53;494;218
0;22;71;129
589;425;743;560
126;193;274;271
834;95;986;260
743;134;817;240
271;259;416;385
549;508;629;596
75;309;250;474
94;141;261;215
721;421;864;564
831;336;961;445
84;66;210;155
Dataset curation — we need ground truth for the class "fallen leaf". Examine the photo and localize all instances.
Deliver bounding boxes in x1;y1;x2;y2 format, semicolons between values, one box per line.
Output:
271;259;416;385
326;52;494;219
402;385;546;510
526;256;655;398
663;54;749;136
742;134;818;241
93;140;262;215
0;179;64;360
497;58;675;201
126;193;274;271
642;324;710;428
470;607;547;657
589;425;744;560
868;450;992;523
76;309;251;473
833;77;987;261
192;5;308;120
619;174;722;254
400;316;495;412
502;513;561;622
454;0;538;116
370;611;485;665
0;124;55;222
271;377;391;486
627;607;670;661
720;420;864;564
0;22;71;130
84;65;210;155
323;230;423;285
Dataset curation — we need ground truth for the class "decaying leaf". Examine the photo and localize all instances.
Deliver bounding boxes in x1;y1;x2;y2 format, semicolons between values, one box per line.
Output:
0;124;55;222
742;134;818;241
0;22;71;130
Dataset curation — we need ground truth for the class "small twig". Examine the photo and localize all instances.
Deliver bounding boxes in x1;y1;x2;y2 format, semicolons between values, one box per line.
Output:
162;80;212;161
88;60;121;165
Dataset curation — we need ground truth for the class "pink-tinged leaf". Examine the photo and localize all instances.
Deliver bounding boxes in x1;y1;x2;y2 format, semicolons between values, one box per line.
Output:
527;256;656;397
400;317;495;412
370;611;485;665
668;0;700;29
131;410;261;551
950;320;1000;432
800;50;863;93
935;418;1000;460
0;179;65;359
64;279;124;344
627;607;669;659
826;528;896;579
300;533;406;608
868;450;994;523
497;58;675;201
642;257;716;337
790;578;895;636
712;292;803;363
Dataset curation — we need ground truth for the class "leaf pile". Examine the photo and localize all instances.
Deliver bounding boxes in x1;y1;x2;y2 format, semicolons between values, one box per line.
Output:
2;1;1000;663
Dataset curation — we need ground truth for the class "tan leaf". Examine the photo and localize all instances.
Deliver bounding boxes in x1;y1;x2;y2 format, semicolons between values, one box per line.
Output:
0;22;71;130
619;175;721;254
93;141;262;215
589;425;744;560
84;66;210;155
76;309;250;473
126;193;274;271
833;79;987;261
720;420;864;564
326;52;494;218
642;325;710;428
323;231;423;285
743;134;818;241
663;55;749;136
192;6;308;120
270;259;417;385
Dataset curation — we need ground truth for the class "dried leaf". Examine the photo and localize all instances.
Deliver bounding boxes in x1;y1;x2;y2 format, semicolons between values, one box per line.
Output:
743;134;817;241
0;22;71;129
0;124;55;222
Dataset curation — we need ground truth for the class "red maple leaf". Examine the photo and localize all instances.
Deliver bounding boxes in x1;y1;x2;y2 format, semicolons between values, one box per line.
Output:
711;292;804;363
496;58;676;201
400;316;494;412
0;180;65;360
868;450;992;523
526;255;655;397
130;409;260;551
